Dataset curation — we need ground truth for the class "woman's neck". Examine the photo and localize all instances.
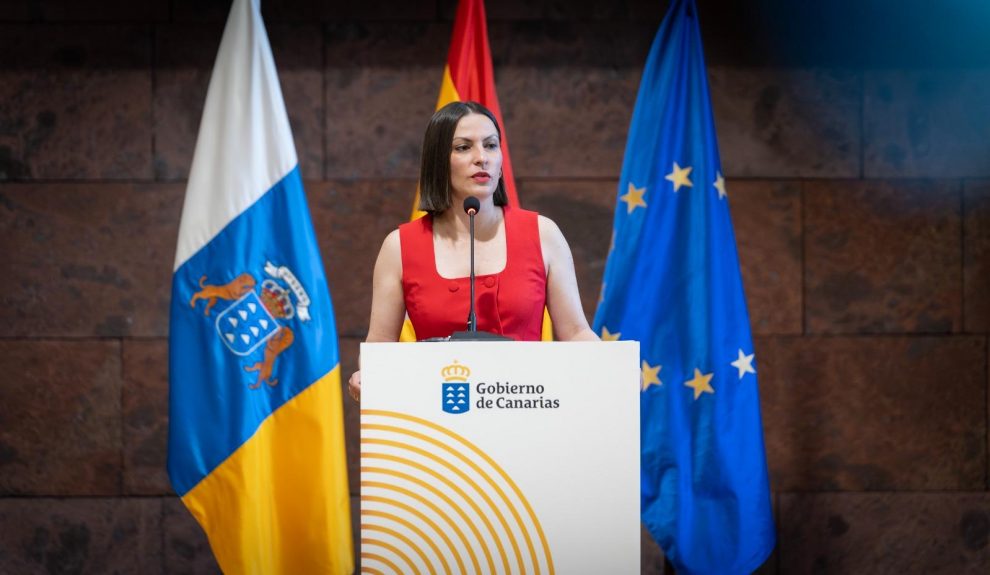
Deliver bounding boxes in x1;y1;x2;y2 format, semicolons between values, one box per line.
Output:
435;198;502;241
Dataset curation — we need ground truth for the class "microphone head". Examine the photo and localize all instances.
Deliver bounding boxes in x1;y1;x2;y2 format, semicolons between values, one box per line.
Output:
463;196;481;216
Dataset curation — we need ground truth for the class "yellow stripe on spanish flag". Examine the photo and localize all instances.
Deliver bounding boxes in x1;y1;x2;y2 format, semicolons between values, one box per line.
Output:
402;0;553;342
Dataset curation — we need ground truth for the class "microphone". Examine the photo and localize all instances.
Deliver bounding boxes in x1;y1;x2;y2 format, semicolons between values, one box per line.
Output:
463;196;480;332
464;196;480;216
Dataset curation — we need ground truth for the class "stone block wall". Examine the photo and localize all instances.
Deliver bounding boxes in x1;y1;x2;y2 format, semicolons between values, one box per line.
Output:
1;0;988;572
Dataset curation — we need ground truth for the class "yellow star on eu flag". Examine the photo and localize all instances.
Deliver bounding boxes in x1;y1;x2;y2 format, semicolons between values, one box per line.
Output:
601;327;621;341
665;162;693;192
620;182;647;214
641;360;662;391
684;368;714;399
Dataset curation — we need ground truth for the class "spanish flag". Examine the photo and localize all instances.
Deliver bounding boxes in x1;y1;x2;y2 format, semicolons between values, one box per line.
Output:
167;1;353;572
402;0;552;341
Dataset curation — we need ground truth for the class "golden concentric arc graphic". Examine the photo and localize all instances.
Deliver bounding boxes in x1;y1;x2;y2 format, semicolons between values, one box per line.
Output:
360;409;554;575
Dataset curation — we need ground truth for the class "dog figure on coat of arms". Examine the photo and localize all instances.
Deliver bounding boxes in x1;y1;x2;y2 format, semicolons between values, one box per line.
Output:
189;262;312;390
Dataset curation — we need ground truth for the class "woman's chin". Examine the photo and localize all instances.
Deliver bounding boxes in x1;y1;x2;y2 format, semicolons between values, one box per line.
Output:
455;188;494;200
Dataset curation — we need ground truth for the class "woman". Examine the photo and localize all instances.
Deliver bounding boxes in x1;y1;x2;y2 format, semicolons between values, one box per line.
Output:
348;101;598;401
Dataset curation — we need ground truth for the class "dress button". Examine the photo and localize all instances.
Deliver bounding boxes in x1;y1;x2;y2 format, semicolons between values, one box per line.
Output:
448;283;459;292
483;277;496;288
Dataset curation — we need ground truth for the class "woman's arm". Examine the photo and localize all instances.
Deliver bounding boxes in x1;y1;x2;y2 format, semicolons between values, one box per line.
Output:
366;229;406;343
348;229;406;401
539;216;600;342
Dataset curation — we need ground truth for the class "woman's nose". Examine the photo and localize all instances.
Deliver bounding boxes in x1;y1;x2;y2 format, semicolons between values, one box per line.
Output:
473;146;487;165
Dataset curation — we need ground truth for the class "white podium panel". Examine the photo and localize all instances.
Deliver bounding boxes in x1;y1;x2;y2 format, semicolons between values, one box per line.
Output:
361;341;640;574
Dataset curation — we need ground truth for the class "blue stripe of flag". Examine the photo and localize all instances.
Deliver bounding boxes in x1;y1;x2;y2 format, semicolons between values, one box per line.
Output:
168;166;338;496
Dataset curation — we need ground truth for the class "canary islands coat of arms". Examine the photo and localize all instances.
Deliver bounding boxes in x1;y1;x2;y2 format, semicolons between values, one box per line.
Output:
441;361;471;414
189;261;310;389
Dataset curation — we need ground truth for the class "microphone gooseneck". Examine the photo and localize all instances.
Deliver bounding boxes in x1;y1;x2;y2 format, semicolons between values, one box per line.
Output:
463;197;480;332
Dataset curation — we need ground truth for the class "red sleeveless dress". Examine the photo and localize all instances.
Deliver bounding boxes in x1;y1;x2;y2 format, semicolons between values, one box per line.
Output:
399;205;546;341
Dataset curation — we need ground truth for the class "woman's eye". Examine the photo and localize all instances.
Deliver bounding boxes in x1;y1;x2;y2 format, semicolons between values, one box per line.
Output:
485;142;498;150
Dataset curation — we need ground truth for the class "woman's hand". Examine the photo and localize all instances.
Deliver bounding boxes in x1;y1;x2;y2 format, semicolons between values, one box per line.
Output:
348;370;361;402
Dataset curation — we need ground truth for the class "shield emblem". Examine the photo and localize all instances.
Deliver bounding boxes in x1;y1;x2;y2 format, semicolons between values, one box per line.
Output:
442;383;470;414
216;291;280;356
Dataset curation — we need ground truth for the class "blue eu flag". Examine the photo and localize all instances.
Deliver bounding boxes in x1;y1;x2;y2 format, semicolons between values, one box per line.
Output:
593;0;775;572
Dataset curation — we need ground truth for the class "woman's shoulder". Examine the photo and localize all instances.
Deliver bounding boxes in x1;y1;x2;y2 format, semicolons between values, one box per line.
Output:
506;204;539;220
536;214;564;239
396;215;434;252
505;205;544;235
536;214;570;261
379;228;401;257
398;214;432;233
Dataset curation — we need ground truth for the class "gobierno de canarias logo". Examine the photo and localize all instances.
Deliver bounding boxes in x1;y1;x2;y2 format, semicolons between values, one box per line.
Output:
440;359;562;413
442;361;471;414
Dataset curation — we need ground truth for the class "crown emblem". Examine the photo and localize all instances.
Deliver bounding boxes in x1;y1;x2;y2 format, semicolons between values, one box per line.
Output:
260;279;295;320
441;361;471;382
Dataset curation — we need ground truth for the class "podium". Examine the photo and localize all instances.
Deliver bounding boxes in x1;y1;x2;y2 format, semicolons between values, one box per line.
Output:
360;341;641;574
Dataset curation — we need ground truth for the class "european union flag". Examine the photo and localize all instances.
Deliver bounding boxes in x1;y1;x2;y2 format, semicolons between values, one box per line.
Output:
592;0;775;572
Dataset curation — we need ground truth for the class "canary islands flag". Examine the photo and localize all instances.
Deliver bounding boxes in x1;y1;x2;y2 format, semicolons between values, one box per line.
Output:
593;0;775;572
167;0;353;573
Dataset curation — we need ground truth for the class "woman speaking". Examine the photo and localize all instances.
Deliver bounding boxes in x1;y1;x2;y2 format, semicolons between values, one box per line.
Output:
348;101;598;401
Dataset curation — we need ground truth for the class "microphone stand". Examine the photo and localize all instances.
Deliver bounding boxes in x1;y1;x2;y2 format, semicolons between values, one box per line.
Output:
467;205;477;332
445;196;509;342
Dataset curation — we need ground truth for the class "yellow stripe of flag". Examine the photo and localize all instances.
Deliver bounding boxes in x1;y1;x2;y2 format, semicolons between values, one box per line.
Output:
182;368;352;574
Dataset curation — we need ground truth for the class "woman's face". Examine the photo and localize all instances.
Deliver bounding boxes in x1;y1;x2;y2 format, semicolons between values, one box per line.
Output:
449;113;502;202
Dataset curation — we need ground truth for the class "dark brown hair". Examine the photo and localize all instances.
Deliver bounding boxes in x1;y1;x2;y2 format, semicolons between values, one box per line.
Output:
419;101;508;214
